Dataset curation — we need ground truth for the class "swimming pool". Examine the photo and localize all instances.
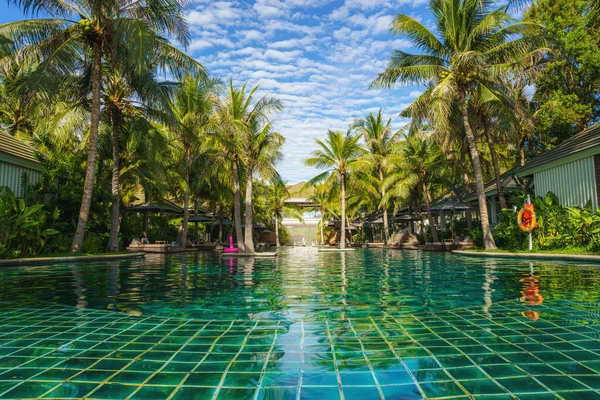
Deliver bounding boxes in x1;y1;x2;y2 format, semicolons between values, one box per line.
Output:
0;248;598;399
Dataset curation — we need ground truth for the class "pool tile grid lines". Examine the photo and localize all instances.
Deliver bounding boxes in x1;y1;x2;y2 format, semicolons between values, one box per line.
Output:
0;303;599;398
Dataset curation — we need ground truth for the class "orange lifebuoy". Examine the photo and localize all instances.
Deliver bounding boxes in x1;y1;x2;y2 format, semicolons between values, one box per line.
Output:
517;204;538;233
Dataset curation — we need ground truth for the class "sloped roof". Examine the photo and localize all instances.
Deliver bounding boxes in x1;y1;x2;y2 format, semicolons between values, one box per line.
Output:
463;168;526;202
0;132;40;164
518;123;600;176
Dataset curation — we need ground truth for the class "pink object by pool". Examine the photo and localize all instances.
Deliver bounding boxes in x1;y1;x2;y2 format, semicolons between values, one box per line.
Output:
223;236;239;253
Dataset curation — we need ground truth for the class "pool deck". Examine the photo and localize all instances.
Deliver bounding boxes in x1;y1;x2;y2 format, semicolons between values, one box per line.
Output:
222;252;278;258
454;249;600;263
0;252;145;267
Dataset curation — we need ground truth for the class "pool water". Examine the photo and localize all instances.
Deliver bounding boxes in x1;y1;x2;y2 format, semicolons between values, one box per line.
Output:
0;249;599;399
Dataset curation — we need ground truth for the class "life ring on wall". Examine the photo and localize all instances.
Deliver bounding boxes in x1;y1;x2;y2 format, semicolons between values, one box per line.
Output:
517;204;538;233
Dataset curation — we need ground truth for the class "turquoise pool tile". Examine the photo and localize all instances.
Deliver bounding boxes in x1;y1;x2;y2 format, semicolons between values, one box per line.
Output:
537;375;589;391
257;386;297;399
146;372;187;386
215;387;256;399
1;381;58;399
169;386;215;400
299;386;341;400
108;371;152;384
222;372;262;388
342;386;381;399
380;384;422;399
420;380;466;398
556;390;600;400
41;382;97;398
458;379;507;395
87;382;138;398
129;385;177;399
183;372;223;386
495;376;549;394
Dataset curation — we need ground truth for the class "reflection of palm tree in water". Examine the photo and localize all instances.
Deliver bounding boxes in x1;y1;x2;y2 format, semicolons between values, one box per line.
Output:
481;259;497;318
520;263;544;320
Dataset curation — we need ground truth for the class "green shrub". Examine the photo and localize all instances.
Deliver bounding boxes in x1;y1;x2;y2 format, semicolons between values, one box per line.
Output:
0;186;59;258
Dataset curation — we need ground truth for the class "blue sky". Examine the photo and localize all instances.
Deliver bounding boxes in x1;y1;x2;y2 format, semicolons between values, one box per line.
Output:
1;0;432;183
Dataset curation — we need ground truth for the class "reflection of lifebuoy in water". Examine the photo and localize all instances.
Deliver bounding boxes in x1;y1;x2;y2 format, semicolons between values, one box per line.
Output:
517;204;538;233
519;276;544;305
521;310;541;321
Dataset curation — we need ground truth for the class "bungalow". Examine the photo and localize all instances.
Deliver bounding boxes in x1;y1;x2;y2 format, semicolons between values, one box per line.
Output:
516;123;600;211
0;132;43;197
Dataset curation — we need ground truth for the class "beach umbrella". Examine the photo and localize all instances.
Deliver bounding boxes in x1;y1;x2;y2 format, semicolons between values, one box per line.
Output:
189;215;213;223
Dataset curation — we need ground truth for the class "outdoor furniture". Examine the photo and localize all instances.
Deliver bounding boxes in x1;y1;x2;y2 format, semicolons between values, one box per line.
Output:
155;240;167;244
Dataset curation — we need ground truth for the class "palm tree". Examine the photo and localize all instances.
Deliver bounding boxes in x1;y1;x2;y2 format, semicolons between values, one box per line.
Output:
217;81;282;252
306;130;364;250
168;74;220;248
351;109;399;243
243;121;284;252
2;0;200;252
372;0;542;249
307;182;334;246
267;179;303;247
385;132;443;243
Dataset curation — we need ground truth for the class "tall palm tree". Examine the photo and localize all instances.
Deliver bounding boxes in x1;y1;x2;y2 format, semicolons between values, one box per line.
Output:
267;178;303;247
2;0;200;252
372;0;542;249
168;74;220;248
385;132;443;242
217;81;282;252
351;109;399;243
307;182;335;246
306;130;364;250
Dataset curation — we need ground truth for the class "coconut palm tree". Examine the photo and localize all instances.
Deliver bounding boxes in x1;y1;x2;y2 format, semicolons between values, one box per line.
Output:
168;74;220;248
307;182;335;246
306;130;364;250
243;120;284;252
1;0;201;252
371;0;542;249
267;178;303;247
385;132;443;242
351;109;399;244
216;81;282;252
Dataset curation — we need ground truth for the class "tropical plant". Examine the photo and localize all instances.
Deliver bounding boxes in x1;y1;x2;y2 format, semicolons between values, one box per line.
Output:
0;186;59;258
351;109;399;243
306;182;335;246
216;81;282;252
306;130;364;249
1;0;201;252
267;179;303;247
385;132;444;243
168;74;220;248
372;0;543;249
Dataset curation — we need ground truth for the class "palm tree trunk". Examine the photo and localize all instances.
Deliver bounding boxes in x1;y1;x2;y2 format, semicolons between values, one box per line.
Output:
108;110;121;252
423;182;439;242
379;169;389;244
218;204;224;243
275;215;280;247
340;174;346;250
70;41;102;253
483;124;507;210
181;162;189;248
320;214;324;246
244;167;255;253
459;93;496;249
232;155;245;252
518;134;526;166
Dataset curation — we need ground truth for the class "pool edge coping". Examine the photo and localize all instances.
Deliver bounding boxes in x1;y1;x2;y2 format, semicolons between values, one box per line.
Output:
0;252;145;267
453;249;600;263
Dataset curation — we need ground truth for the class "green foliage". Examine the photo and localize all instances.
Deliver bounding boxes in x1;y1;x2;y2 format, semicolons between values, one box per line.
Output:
81;232;108;254
0;187;59;258
493;192;600;253
525;0;600;144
